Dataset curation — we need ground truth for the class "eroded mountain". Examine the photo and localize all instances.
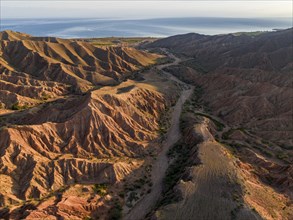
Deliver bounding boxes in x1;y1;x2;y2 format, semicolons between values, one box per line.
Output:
0;29;292;220
145;28;293;220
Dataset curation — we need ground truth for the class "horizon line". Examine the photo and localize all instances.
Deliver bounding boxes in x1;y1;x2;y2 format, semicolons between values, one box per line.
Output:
2;16;293;20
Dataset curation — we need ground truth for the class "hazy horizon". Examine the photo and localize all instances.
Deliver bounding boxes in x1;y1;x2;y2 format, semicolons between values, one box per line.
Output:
1;17;292;38
1;1;292;38
1;1;292;19
2;16;293;20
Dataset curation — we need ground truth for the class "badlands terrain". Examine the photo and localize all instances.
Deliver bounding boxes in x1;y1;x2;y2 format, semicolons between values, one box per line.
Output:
0;29;292;220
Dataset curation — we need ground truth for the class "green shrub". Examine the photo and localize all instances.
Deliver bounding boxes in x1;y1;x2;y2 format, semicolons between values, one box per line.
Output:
118;192;125;198
93;183;108;196
109;202;122;220
222;129;234;140
128;191;139;203
11;102;29;110
276;152;289;160
41;92;51;100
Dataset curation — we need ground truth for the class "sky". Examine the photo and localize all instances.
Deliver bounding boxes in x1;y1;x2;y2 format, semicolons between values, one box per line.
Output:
1;0;292;19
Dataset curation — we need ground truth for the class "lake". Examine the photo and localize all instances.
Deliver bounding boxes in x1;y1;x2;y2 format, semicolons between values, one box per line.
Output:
1;17;292;38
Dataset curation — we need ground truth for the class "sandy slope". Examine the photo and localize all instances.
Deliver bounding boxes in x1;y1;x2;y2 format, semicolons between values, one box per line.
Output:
155;118;259;220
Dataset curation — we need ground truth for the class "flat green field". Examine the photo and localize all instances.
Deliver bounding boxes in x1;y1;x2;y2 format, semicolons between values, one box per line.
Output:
76;37;159;47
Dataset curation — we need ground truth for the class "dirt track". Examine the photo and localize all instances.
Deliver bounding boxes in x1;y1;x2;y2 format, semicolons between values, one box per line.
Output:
124;50;258;220
124;50;194;220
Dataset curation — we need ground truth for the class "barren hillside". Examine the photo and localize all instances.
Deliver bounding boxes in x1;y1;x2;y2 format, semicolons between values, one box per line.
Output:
145;29;293;220
0;29;292;220
0;30;160;110
0;31;181;219
147;28;293;146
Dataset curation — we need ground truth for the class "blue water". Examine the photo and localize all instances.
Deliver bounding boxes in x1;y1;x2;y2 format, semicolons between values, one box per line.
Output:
1;17;292;38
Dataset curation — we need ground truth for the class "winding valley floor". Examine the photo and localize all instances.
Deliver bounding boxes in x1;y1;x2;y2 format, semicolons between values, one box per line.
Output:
125;51;193;220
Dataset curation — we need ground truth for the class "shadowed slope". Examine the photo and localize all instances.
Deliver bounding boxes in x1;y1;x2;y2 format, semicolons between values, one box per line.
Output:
146;28;293;146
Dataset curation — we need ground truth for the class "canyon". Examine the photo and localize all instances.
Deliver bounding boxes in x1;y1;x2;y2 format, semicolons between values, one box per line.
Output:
0;29;292;220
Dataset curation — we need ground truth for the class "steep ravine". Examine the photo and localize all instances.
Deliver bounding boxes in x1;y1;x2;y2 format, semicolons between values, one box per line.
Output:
124;51;193;219
146;49;293;220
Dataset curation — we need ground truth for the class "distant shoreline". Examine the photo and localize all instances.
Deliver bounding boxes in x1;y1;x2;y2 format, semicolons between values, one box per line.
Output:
1;17;292;38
